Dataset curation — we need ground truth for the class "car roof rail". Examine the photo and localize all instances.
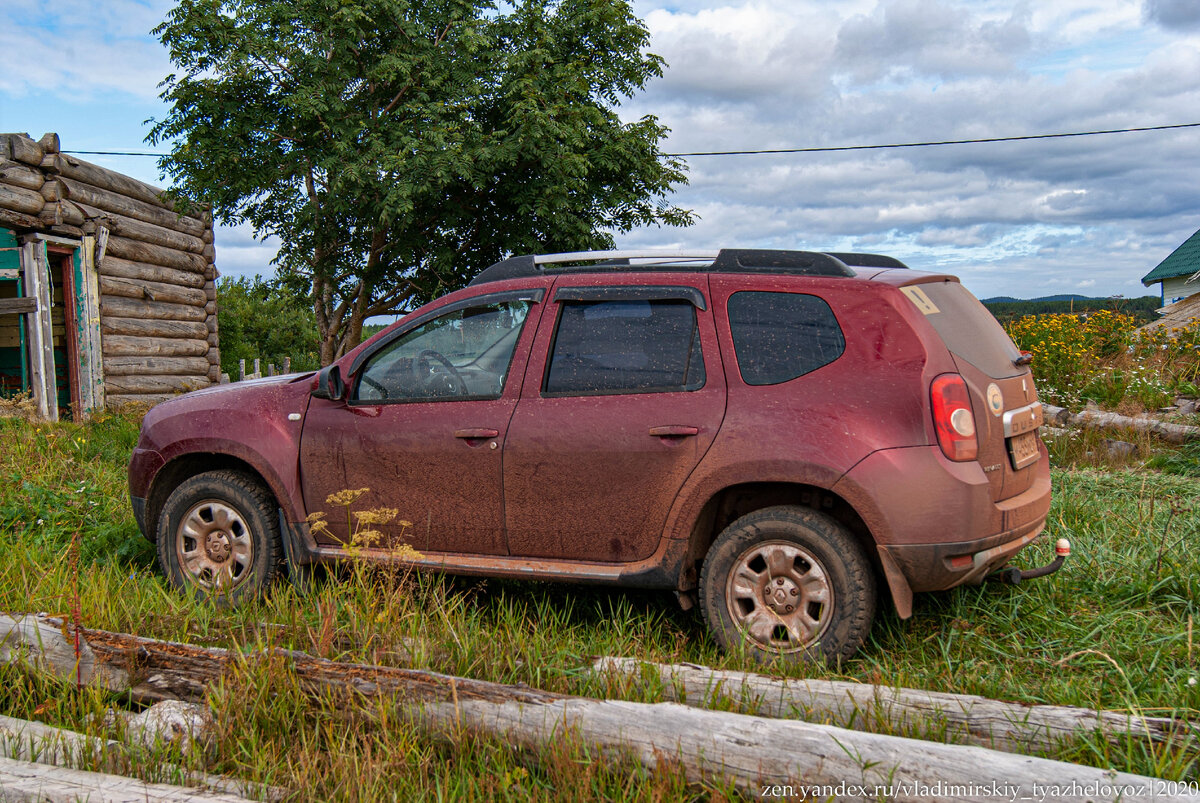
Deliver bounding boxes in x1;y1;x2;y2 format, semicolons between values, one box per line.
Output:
469;248;865;286
827;252;910;269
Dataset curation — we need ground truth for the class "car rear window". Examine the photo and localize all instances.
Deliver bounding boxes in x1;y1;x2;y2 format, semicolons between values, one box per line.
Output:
902;281;1023;379
727;291;845;385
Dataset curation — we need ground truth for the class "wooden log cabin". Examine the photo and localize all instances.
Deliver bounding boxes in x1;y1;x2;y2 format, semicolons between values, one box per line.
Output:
0;132;219;420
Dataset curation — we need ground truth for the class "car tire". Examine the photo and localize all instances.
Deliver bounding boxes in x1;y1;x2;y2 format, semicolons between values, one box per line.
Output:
156;470;284;604
699;505;876;663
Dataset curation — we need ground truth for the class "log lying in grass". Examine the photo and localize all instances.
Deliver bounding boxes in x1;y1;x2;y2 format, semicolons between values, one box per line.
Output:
591;656;1197;754
0;755;258;803
1043;404;1200;443
1;615;1194;803
0;714;284;801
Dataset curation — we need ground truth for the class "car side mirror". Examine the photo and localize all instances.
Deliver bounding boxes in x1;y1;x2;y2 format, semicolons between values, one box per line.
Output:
312;365;346;401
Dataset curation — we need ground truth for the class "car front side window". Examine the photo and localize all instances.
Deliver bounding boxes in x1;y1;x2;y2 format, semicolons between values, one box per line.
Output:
355;300;530;403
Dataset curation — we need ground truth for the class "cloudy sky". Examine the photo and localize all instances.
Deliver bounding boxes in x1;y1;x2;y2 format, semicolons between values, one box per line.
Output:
3;0;1200;300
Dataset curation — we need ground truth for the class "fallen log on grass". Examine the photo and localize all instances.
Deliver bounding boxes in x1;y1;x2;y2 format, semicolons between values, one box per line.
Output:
591;656;1197;754
0;714;284;801
1043;404;1200;443
2;615;1195;802
0;755;258;803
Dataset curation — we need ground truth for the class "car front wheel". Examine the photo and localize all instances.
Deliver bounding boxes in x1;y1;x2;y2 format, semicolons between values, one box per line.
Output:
156;470;284;603
699;505;876;663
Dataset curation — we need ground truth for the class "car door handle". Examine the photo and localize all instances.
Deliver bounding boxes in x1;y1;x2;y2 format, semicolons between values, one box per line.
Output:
455;428;500;439
649;425;699;437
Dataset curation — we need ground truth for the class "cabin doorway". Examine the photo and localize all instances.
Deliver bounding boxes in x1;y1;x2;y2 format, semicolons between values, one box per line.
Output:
0;231;104;421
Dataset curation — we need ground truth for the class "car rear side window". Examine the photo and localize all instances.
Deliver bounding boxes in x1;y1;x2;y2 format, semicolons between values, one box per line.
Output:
544;299;705;395
727;291;845;385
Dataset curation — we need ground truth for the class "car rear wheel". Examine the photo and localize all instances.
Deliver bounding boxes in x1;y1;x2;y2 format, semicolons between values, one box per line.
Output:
699;505;876;663
156;470;284;603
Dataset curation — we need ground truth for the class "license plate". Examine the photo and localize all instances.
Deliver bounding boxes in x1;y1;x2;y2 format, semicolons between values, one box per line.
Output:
1008;430;1040;470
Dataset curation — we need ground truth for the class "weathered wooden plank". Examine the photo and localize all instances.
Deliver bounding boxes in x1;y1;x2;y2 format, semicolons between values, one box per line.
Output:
0;185;45;216
592;657;1197;755
100;316;208;339
0;298;36;315
102;335;208;357
0;160;45;192
53;176;206;237
76;233;106;414
103;356;211;376
6;134;44;167
99;255;206;289
77;203;205;254
21;243;57;421
1;615;1190;803
104;235;206;274
99;276;207;307
100;295;207;323
105;375;210;394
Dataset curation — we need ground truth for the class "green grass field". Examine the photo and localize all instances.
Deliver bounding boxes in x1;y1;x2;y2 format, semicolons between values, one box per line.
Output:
0;409;1196;800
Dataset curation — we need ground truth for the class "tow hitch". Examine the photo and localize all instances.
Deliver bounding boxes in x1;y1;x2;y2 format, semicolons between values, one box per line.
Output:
990;538;1071;585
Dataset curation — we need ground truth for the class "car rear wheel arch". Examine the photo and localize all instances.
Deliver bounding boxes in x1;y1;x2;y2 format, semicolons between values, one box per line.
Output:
681;482;883;592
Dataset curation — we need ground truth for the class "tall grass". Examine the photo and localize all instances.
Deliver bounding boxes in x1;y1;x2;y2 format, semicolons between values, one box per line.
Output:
0;410;1196;797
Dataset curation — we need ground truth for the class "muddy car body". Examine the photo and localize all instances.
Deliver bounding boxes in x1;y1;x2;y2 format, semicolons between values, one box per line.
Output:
129;249;1051;661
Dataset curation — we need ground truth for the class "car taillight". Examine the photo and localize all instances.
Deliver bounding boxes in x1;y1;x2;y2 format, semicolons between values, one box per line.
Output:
931;373;978;462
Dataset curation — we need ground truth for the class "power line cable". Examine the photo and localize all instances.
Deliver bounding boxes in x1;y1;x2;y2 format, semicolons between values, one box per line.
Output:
663;122;1200;157
64;121;1200;159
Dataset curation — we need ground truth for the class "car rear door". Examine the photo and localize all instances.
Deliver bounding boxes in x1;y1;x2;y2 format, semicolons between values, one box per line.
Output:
502;275;726;563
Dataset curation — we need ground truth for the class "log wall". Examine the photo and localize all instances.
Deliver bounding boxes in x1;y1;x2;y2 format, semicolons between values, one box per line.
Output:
0;132;220;407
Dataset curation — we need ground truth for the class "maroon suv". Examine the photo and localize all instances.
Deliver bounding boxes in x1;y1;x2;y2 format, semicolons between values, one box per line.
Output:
128;249;1051;661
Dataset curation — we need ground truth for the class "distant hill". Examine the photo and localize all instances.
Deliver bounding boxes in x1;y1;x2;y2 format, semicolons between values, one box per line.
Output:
982;294;1093;304
982;295;1160;325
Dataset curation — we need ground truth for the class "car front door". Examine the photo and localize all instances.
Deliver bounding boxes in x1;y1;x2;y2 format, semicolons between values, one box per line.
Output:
502;276;726;563
299;289;544;555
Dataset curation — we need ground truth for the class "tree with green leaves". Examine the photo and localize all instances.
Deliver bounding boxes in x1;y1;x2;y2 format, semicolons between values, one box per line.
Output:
150;0;692;364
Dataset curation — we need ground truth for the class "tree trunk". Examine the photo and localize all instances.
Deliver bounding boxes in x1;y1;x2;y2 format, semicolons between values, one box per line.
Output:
591;657;1197;755
0;615;1192;803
